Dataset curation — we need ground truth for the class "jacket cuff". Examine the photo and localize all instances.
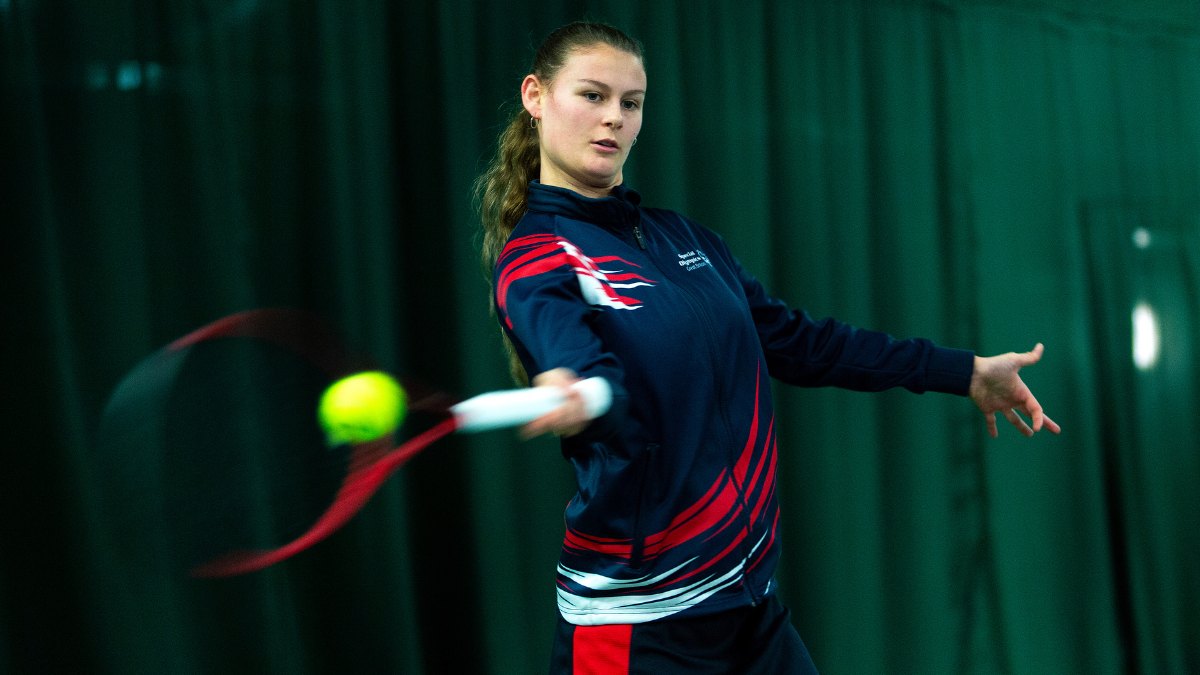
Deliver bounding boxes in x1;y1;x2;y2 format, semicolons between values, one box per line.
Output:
925;347;975;396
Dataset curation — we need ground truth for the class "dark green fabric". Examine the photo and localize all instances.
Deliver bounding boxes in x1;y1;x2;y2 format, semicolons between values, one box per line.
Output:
2;1;1197;673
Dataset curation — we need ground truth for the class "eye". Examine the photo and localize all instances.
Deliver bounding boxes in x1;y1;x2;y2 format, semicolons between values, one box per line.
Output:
622;100;640;110
583;92;601;102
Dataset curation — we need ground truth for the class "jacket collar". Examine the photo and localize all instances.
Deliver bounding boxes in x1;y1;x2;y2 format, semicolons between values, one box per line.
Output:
526;180;642;229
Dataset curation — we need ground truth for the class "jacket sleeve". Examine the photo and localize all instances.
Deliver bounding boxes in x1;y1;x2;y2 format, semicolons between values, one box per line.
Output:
720;241;975;396
493;234;629;441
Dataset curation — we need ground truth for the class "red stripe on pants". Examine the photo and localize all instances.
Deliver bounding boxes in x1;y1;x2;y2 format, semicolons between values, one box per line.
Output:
573;624;633;674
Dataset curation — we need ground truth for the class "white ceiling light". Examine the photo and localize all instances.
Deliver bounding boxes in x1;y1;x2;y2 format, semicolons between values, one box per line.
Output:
1132;227;1151;249
1132;303;1160;370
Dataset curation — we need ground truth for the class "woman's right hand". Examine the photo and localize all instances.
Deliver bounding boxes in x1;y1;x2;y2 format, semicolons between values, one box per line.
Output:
521;367;592;439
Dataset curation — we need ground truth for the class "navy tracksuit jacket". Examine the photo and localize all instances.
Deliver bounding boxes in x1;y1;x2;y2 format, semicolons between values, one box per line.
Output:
494;180;975;626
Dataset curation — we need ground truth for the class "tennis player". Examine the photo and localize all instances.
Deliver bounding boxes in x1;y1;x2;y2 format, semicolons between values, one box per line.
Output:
475;21;1059;675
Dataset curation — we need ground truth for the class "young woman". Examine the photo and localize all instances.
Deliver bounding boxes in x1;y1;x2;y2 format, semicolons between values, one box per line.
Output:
475;22;1059;675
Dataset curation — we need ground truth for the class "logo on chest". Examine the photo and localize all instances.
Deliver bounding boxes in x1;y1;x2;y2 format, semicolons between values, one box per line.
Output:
558;240;658;310
677;249;711;271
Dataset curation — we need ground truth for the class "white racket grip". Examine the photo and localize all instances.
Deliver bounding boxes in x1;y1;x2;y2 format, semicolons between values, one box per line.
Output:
450;377;613;434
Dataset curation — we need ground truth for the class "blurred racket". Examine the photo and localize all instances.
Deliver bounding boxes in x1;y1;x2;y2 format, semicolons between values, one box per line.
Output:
93;308;609;578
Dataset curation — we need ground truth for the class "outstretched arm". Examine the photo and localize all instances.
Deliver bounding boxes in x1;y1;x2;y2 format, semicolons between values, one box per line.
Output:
969;343;1062;438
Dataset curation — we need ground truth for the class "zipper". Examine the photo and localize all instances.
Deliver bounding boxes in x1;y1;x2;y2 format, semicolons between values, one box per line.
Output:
650;246;763;604
629;443;658;569
629;233;762;602
682;292;762;603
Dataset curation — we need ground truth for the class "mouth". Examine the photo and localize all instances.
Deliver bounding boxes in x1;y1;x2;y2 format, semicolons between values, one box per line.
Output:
592;139;620;152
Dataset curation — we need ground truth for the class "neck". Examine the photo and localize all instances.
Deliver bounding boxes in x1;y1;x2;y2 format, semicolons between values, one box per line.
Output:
539;156;620;199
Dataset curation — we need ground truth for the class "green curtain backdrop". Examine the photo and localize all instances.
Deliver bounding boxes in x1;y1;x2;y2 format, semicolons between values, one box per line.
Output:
2;1;1197;673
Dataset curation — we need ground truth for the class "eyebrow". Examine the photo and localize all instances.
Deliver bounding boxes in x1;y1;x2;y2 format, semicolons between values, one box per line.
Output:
577;78;646;96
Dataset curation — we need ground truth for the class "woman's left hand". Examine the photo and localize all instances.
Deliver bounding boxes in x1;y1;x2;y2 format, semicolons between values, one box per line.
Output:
969;343;1062;438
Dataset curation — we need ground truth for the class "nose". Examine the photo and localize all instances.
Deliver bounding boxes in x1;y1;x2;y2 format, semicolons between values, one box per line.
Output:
602;101;623;129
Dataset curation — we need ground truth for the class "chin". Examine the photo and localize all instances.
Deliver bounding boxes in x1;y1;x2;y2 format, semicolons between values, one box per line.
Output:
579;163;623;185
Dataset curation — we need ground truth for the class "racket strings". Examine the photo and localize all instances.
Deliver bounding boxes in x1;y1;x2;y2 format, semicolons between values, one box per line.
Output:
346;436;395;475
102;308;466;579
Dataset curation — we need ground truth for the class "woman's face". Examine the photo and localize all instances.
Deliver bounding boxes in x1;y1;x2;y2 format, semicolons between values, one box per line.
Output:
522;44;646;198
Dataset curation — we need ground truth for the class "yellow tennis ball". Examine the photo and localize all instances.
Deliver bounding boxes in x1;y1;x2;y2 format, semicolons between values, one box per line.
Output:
318;371;406;445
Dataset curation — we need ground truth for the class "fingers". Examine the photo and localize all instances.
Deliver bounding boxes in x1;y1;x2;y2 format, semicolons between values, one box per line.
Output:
524;367;583;438
1014;342;1044;367
977;343;1060;439
522;404;572;438
1024;396;1045;433
1002;408;1034;437
520;415;553;439
984;402;1062;438
1010;357;1061;436
521;408;579;439
521;384;588;439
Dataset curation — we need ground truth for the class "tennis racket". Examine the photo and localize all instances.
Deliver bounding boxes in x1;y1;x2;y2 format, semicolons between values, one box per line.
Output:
93;308;610;578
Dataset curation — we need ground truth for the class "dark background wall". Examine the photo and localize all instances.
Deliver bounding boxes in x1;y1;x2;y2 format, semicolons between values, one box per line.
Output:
1;1;1197;673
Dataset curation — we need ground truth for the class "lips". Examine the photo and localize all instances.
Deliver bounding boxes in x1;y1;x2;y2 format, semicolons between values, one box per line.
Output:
592;139;620;151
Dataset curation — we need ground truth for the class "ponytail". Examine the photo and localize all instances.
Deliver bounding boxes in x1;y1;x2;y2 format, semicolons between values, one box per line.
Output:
475;21;645;385
476;107;541;279
474;107;540;385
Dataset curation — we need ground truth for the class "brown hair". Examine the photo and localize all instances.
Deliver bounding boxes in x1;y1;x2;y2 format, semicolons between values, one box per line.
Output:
474;21;644;385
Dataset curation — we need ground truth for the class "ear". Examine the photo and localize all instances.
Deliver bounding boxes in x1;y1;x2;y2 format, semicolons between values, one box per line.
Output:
521;74;544;120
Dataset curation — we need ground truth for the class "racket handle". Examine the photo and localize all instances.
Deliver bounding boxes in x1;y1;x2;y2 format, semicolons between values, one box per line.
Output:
451;377;613;434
